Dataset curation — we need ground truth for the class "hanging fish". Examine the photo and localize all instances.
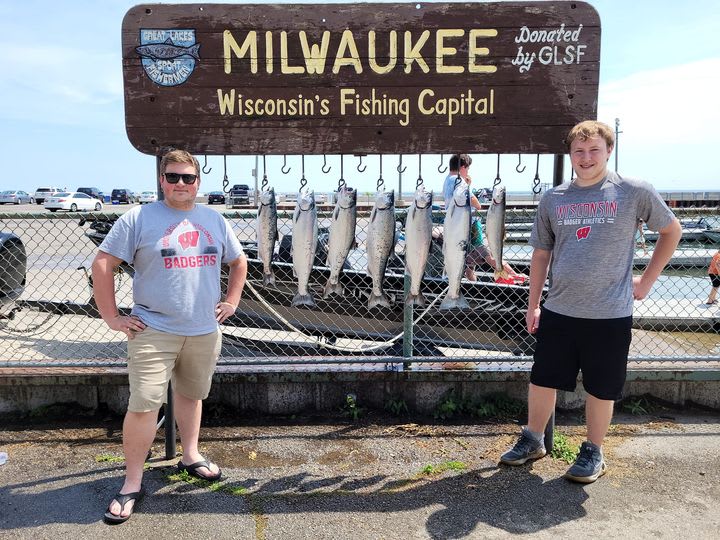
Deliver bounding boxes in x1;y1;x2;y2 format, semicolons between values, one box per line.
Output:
366;189;396;309
440;181;471;310
404;187;433;306
485;185;508;280
291;188;318;307
256;187;278;287
324;186;357;298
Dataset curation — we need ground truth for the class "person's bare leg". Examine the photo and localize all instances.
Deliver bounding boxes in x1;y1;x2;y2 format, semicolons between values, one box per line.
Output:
586;394;614;447
527;383;557;436
107;410;158;517
706;286;718;304
174;392;218;477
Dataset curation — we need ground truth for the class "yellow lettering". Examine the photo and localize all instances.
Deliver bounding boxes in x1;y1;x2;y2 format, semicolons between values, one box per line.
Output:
436;29;464;74
417;89;434;114
280;31;305;74
265;31;273;73
340;88;355;114
332;30;363;74
404;30;430;73
368;30;397;74
217;89;235;114
224;30;257;74
468;29;498;73
299;31;331;74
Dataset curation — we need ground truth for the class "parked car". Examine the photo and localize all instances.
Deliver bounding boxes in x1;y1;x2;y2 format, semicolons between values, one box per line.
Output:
111;188;136;204
207;191;226;205
33;187;62;204
44;192;103;212
227;184;251;207
77;187;103;200
0;190;33;204
138;191;158;204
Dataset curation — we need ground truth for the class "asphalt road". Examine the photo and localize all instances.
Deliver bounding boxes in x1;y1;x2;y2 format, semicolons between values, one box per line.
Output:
0;408;718;539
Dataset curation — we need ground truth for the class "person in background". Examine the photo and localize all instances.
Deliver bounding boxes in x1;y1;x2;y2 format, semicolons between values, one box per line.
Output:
442;154;521;280
500;120;682;483
705;249;720;305
93;149;247;523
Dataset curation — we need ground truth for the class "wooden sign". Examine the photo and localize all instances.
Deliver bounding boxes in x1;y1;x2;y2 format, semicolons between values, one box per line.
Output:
122;2;600;155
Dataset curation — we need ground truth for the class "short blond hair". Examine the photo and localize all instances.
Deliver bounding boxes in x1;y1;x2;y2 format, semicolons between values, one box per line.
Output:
565;120;614;150
160;149;200;177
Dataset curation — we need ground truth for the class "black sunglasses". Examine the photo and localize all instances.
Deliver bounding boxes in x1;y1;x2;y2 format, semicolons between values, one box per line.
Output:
164;173;198;185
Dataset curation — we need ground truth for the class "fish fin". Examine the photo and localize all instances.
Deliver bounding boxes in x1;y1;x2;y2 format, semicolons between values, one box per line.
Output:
333;205;339;221
262;271;275;288
323;280;344;299
291;293;315;308
164;38;173;44
368;293;390;310
370;208;377;223
405;292;426;307
440;294;469;311
189;43;201;60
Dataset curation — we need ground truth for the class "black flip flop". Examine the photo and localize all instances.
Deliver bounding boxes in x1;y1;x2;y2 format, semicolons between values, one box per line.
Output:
103;486;145;524
177;459;222;481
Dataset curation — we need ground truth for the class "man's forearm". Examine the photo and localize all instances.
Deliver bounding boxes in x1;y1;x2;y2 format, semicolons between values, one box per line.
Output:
91;259;120;322
642;219;682;285
224;255;248;307
528;250;551;309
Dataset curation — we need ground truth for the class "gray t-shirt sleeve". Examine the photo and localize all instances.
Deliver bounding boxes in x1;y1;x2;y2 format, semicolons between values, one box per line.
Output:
529;190;555;251
98;209;138;263
220;217;244;263
636;180;675;232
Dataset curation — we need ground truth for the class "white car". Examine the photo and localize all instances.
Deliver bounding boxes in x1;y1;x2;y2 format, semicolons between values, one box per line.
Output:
44;192;103;212
138;191;158;204
0;190;33;204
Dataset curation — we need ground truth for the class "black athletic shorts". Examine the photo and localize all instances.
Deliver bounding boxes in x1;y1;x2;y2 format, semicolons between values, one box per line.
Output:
530;307;632;400
710;274;720;288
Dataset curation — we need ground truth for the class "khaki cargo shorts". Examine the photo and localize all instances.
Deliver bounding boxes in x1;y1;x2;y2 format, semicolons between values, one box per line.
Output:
126;327;222;412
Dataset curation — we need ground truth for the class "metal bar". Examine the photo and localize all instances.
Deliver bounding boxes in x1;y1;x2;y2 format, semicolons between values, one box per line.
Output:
402;275;413;368
164;381;176;460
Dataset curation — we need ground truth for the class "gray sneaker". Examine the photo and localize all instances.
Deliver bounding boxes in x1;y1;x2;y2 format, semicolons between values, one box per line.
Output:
564;441;607;483
500;427;547;465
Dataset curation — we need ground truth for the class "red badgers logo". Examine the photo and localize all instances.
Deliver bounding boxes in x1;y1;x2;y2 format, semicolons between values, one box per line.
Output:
576;226;591;240
177;230;200;250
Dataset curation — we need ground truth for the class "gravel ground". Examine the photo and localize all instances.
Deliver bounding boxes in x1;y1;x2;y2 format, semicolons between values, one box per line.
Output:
0;406;719;539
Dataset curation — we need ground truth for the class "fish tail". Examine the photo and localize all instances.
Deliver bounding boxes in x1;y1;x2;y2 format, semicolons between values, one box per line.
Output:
262;271;275;288
291;293;315;308
367;293;390;310
405;292;426;307
440;294;469;311
323;280;344;299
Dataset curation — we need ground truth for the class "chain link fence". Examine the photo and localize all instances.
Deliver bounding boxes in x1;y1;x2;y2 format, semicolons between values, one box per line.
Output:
1;208;719;371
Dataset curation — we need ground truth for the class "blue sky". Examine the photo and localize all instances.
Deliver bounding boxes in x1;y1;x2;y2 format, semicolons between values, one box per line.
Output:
1;0;719;196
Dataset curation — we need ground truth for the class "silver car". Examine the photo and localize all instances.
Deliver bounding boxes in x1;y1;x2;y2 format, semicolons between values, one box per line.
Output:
0;190;33;204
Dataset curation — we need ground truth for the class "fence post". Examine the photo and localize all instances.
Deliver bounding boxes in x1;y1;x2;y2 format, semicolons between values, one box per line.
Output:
164;381;177;460
402;275;413;368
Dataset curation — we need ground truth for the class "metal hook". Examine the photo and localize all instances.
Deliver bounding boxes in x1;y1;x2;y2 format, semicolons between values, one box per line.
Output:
516;154;526;173
356;154;367;173
322;154;332;174
337;155;346;190
202;155;212;174
222;155;230;194
262;155;268;191
493;153;502;188
437;154;447;174
416;154;423;189
281;155;291;175
532;154;542;194
376;155;384;191
397;155;407;174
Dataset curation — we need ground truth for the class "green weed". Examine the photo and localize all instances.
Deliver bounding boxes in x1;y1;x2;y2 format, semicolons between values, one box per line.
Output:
550;432;579;464
622;396;652;415
420;461;467;475
95;454;124;463
384;397;409;417
342;393;364;421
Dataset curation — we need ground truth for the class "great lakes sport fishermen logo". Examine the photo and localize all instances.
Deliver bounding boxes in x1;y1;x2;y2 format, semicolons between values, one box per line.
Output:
136;29;200;86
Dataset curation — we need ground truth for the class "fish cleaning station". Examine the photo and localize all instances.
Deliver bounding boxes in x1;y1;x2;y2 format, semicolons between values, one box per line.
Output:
1;3;718;446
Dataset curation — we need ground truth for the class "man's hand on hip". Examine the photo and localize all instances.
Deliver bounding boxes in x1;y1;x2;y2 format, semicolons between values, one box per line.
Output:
106;315;146;339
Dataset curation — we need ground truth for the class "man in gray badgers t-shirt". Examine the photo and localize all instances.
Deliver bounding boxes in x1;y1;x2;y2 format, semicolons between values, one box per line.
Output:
92;150;247;523
500;121;681;483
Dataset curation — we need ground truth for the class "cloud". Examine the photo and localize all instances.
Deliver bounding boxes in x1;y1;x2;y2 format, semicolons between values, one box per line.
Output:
598;58;720;145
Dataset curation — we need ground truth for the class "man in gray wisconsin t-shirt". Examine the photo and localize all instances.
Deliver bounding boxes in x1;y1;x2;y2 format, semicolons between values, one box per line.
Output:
500;121;681;483
93;150;247;523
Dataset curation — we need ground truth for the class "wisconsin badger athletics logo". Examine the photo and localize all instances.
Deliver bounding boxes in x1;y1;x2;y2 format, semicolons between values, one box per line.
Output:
136;29;200;86
576;226;591;240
